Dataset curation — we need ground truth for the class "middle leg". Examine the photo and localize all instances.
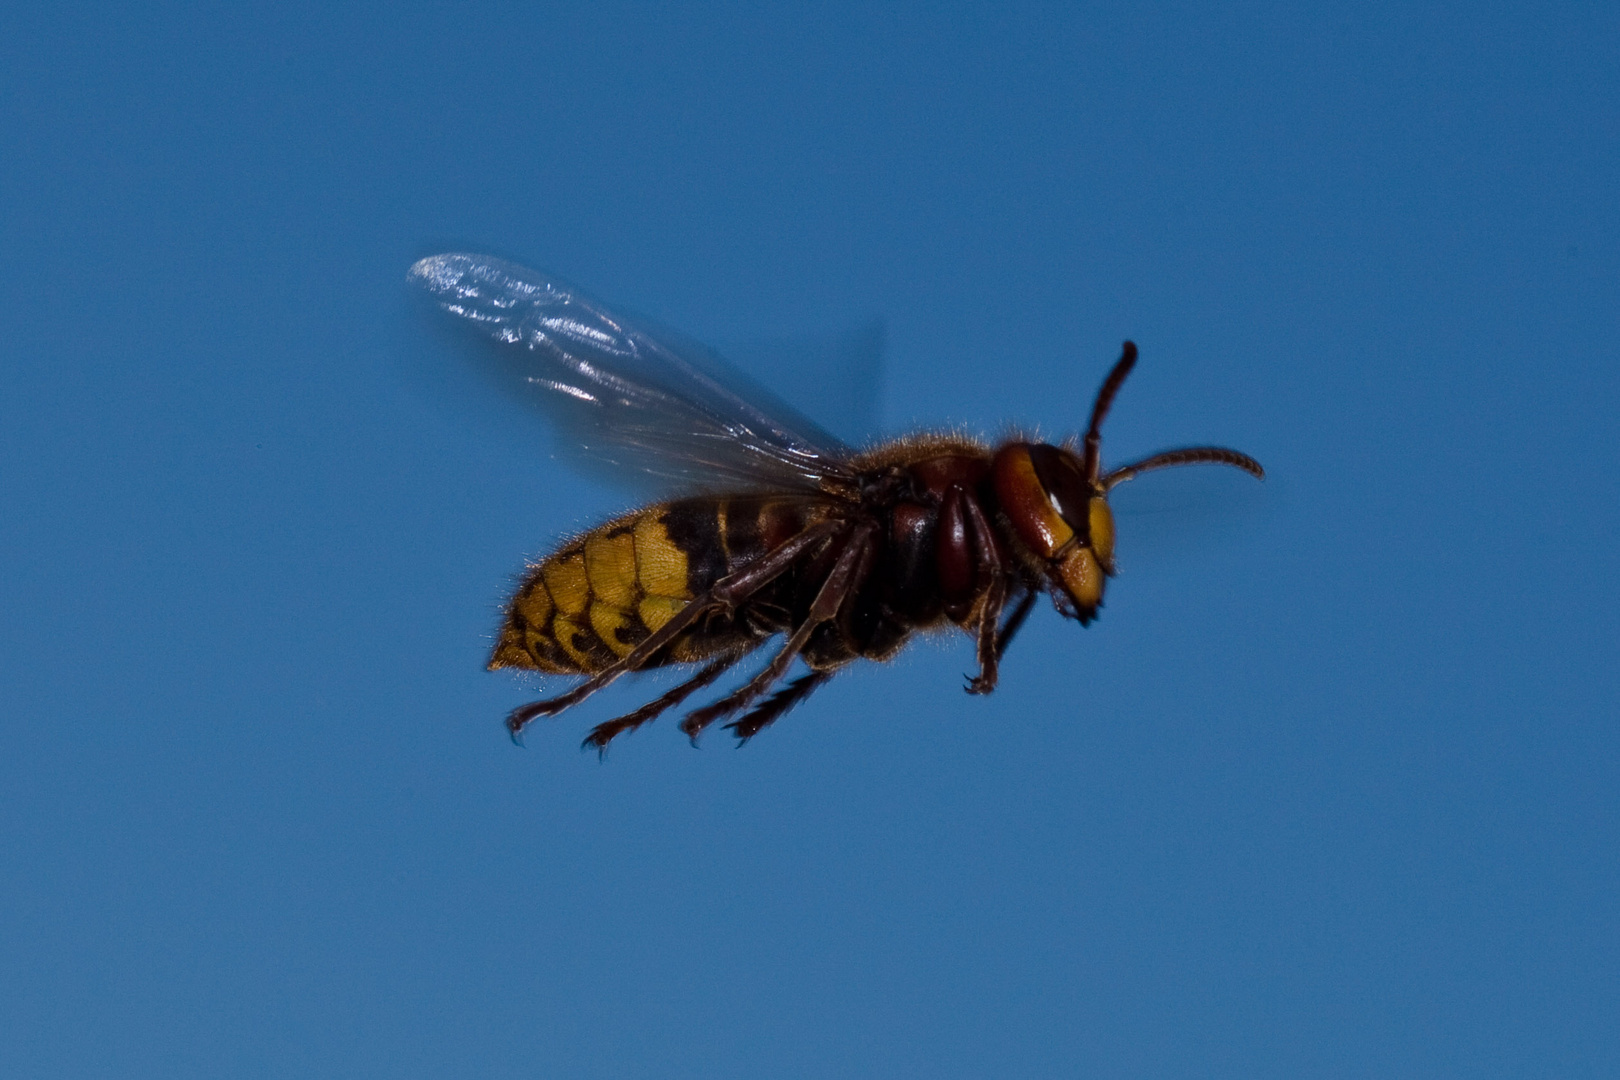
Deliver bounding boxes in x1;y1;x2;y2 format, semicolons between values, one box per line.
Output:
680;522;877;744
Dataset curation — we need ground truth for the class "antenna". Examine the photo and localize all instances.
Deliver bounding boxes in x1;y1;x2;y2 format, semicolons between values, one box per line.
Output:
1083;341;1137;484
1100;447;1265;491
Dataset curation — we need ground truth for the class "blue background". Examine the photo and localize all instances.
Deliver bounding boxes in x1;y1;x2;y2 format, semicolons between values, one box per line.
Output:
3;3;1617;1076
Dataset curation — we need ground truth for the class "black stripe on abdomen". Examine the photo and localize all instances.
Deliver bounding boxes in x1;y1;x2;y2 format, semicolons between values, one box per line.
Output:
659;499;728;594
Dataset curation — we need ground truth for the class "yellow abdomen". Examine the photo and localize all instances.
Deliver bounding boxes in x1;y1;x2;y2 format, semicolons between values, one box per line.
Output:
489;507;700;674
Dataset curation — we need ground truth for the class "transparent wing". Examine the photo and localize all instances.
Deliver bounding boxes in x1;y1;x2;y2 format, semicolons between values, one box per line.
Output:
409;253;859;493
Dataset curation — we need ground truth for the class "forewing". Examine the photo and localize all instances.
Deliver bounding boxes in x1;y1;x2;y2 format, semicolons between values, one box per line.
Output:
409;253;858;493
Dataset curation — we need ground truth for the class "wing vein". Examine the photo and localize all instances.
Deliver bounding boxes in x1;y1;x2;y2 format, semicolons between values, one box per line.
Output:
410;253;859;494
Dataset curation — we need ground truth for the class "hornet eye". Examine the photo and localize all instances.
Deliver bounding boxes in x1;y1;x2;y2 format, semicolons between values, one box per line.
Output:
1026;445;1093;537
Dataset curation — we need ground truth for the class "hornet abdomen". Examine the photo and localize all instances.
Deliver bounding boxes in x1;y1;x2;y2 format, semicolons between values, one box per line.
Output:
489;495;816;675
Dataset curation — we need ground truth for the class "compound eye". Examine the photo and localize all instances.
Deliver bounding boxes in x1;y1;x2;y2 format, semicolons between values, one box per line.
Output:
991;444;1073;559
1027;445;1094;538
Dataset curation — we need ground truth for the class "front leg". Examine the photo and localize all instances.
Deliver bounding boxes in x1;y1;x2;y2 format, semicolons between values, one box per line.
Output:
993;587;1037;659
960;490;1010;695
965;575;1008;695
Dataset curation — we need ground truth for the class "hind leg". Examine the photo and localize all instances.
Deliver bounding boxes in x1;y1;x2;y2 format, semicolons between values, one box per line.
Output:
581;652;747;756
725;670;834;743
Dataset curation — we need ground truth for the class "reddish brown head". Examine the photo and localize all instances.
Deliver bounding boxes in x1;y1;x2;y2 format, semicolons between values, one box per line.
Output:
992;341;1264;623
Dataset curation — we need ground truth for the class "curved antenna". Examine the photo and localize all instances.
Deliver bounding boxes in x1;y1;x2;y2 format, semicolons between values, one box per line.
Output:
1083;341;1138;484
1100;446;1265;491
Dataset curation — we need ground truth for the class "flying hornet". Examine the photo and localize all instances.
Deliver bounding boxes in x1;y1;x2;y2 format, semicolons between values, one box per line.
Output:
410;253;1264;752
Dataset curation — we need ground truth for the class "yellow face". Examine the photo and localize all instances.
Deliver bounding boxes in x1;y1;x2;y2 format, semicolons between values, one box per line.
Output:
992;443;1117;622
1088;496;1116;572
1051;496;1115;615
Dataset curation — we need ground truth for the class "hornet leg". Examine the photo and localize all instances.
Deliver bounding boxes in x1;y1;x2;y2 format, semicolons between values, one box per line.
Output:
993;587;1037;661
581;652;746;757
726;670;835;743
962;494;1010;696
680;523;876;744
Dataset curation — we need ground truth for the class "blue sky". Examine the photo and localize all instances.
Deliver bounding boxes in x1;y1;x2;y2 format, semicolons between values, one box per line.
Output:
3;2;1617;1076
